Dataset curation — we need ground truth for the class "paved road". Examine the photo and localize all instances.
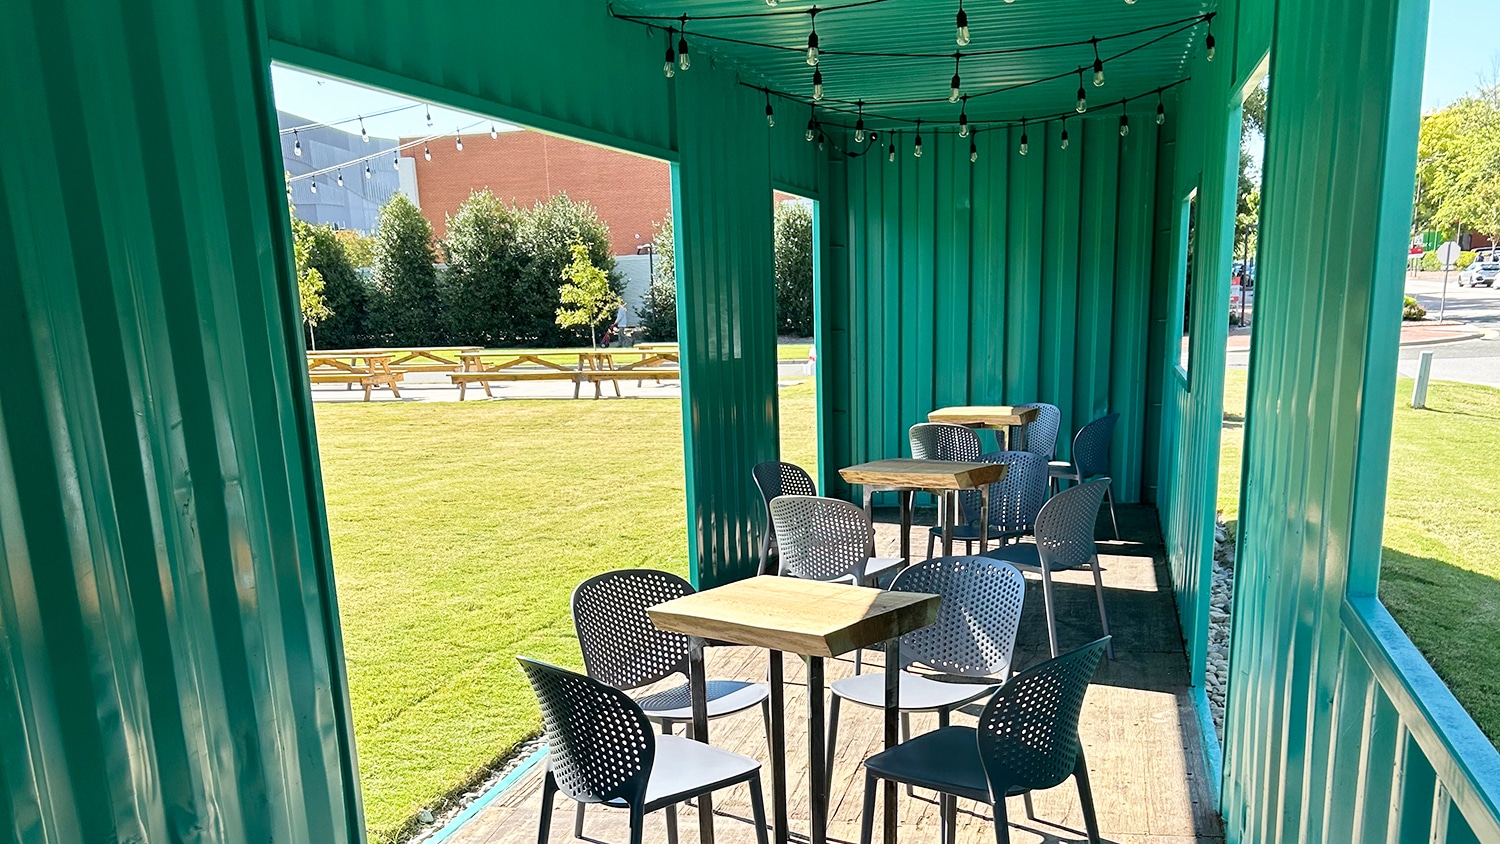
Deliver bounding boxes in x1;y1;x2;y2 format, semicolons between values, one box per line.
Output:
1400;274;1500;388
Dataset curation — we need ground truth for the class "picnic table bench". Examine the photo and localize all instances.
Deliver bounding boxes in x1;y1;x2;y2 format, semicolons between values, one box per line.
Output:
449;349;680;400
311;346;481;373
307;353;403;401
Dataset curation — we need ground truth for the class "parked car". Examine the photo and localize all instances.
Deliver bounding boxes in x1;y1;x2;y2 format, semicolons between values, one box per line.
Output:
1458;258;1500;287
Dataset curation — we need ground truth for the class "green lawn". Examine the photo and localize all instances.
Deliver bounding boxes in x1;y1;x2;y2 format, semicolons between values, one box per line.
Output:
317;377;817;842
1218;368;1500;744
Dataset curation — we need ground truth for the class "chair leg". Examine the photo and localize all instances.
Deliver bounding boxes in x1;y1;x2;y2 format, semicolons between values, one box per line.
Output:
858;772;879;844
664;804;679;844
1040;565;1060;657
628;805;645;844
762;698;773;753
539;771;559;844
573;802;586;839
825;695;841;795
1090;557;1115;660
1074;756;1102;844
901;711;914;796
854;648;863;675
759;532;772;576
1105;486;1120;539
1022;791;1036;820
941;794;957;844
927;530;936;561
748;773;770;844
991;797;1011;844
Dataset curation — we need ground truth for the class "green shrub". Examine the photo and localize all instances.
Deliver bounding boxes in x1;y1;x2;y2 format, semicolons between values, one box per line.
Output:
1404;295;1427;320
516;194;619;346
306;224;373;349
371;194;445;345
774;202;814;337
443;190;527;346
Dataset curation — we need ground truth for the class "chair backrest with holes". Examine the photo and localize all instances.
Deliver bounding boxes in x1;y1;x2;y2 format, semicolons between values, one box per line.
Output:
909;423;983;462
769;495;870;582
752;461;817;534
572;569;693;691
957;451;1049;534
1033;478;1111;570
891;556;1026;678
974;637;1109;796
1008;403;1061;460
1071;413;1119;479
518;657;656;806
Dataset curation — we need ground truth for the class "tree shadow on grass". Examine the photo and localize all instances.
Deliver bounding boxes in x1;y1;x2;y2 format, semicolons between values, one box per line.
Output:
1379;546;1500;747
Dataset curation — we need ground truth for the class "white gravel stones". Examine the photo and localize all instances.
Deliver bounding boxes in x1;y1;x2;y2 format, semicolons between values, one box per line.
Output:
1206;516;1235;740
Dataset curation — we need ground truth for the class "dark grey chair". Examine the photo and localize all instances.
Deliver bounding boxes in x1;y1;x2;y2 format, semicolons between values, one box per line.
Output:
910;422;984;536
752;461;817;576
1050;412;1121;538
1007;402;1062;460
571;570;772;837
519;658;770;844
925;451;1050;558
855;638;1110;844
983;479;1115;659
768;495;903;588
825;556;1026;793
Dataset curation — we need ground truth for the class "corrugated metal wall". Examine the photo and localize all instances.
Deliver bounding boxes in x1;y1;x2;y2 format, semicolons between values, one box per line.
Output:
1154;0;1500;837
820;123;1158;502
0;0;363;838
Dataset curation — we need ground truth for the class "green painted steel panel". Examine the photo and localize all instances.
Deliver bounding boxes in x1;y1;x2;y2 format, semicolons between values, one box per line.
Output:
821;117;1161;503
0;0;363;838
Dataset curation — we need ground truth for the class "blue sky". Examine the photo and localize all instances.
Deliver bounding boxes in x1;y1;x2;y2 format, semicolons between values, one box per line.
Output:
271;0;1500;138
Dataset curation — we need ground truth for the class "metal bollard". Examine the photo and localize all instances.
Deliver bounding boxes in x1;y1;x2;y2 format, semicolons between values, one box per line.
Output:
1411;350;1434;409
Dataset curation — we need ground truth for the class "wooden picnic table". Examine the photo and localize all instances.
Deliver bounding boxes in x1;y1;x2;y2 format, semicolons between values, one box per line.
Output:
312;346;481;373
926;404;1040;451
306;352;402;401
450;349;681;400
838;458;1007;560
648;576;941;844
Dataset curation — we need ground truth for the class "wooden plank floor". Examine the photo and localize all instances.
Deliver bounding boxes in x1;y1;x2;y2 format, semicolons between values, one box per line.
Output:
447;505;1222;844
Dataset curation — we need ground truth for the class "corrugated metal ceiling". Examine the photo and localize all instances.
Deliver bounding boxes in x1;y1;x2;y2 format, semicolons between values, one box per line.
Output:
612;0;1215;130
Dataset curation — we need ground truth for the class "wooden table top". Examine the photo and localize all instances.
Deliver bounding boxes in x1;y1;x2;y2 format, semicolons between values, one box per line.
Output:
926;405;1040;428
648;576;940;658
838;458;1007;490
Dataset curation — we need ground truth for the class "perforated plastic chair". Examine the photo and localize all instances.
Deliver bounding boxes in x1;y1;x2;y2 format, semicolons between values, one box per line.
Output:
925;451;1050;558
572;570;772;837
519;658;770;844
1007;402;1062;460
855;638;1110;844
1050;413;1121;538
752;461;817;576
825;556;1026;792
910;422;984;542
768;495;904;588
982;479;1115;659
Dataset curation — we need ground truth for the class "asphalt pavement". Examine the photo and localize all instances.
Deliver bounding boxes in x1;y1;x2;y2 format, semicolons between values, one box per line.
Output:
1399;273;1500;388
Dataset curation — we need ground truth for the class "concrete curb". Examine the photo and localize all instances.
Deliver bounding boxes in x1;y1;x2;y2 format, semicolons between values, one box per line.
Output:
1399;330;1485;347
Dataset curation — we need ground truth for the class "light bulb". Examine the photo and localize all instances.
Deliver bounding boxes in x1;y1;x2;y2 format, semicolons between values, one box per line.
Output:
1205;33;1216;61
914;135;923;158
490;124;499;139
664;46;676;78
1119;114;1130;137
970;139;978;163
807;30;819;66
456;135;463;151
424;145;431;161
393;155;400;170
1061;127;1070;149
310;180;317;194
293;131;302;156
365;163;372;180
678;36;691;70
1156;103;1166;125
1077;85;1088;113
959;112;970;138
950;73;961;103
1020;129;1029;156
766;0;778;5
1093;58;1106;87
426;105;433;127
813;69;823;100
817;131;825;151
766;104;776;128
854;117;865;143
360;118;369;143
806;118;817;143
956;7;970;47
337;171;344;187
888;141;897;162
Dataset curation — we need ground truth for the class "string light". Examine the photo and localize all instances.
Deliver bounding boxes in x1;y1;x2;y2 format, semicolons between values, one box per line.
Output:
950;54;962;103
766;91;776;127
806;11;820;65
426;104;433;127
336;169;344;187
1061;117;1070;149
491;124;499;139
1019;118;1029;156
1119;100;1131;137
293;130;302;156
970;135;979;163
664;28;677;77
678;22;692;70
955;2;970;47
1092;38;1106;86
1205;20;1216;61
888;132;897;162
817;129;826;151
455;132;464;151
310;180;318;194
958;96;970;138
813;67;824;100
365;162;372;180
1076;69;1088;113
359;117;369;143
806;113;818;142
854;101;866;143
914;120;923;158
424;144;431;161
767;0;778;5
393;154;400;170
1156;90;1166;125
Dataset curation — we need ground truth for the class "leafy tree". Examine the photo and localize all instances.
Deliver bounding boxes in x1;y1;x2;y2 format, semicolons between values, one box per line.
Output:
304;224;370;349
371;193;444;345
639;215;678;341
516;193;619;346
1416;85;1500;238
1233;82;1268;266
556;244;624;348
335;229;377;269
290;213;330;348
774;202;815;336
444;190;527;345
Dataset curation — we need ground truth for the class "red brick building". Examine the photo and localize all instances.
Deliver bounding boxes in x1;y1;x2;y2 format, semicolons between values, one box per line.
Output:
400;130;672;255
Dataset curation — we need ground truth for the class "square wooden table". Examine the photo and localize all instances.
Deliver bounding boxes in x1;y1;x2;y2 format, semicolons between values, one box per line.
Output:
649;577;942;844
926;405;1040;451
838;459;1008;560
